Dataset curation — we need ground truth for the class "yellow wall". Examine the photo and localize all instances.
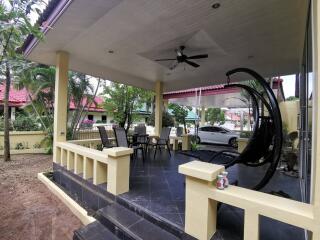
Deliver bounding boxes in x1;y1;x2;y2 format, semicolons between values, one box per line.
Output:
279;100;299;132
0;131;46;150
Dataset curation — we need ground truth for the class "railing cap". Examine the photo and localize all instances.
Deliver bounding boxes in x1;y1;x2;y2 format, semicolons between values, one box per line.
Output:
179;160;225;181
103;147;133;157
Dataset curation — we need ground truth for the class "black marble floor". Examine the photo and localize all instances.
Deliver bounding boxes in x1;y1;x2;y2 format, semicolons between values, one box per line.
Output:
119;150;306;240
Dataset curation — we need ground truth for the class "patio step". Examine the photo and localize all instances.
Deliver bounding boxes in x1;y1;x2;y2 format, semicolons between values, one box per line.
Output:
96;202;180;240
73;221;120;240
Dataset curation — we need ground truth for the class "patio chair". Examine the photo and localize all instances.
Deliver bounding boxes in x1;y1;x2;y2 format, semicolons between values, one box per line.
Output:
97;126;113;149
206;68;283;190
113;127;145;164
134;125;149;151
151;127;172;158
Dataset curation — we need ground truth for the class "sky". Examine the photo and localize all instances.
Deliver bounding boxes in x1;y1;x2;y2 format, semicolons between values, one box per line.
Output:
281;75;296;98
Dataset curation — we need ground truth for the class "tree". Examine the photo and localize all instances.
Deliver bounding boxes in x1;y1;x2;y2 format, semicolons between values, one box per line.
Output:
147;111;174;128
16;65;101;141
68;72;100;138
286;96;298;101
205;108;225;125
0;1;43;161
168;103;191;134
103;83;154;131
15;64;56;131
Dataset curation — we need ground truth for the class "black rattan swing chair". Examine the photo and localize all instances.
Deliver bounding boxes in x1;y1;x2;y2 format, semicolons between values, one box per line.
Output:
209;68;283;190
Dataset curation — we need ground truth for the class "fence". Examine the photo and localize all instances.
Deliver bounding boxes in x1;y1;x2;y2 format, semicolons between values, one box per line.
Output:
0;131;47;155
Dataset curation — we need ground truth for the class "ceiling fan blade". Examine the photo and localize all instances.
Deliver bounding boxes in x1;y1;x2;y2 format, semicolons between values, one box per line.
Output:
155;58;177;61
187;54;208;60
185;60;200;68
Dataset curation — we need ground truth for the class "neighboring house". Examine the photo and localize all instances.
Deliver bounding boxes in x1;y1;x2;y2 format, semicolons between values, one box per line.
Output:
0;84;29;120
0;83;108;124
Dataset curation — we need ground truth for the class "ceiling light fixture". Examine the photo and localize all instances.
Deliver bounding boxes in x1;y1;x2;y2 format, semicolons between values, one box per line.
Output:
212;3;220;9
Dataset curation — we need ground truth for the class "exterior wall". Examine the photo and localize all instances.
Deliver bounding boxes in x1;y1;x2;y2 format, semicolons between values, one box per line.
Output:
279;100;299;132
68;111;110;125
0;131;47;155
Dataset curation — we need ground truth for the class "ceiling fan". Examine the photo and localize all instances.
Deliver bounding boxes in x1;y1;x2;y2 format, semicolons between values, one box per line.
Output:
155;46;208;70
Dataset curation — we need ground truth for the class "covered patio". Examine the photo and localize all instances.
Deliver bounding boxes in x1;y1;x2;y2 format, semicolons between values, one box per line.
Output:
23;0;320;240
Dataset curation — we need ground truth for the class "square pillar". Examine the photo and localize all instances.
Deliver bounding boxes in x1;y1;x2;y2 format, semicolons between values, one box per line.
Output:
163;99;169;111
53;51;69;163
182;134;191;150
155;81;163;136
312;0;320;222
10;107;16;121
243;209;259;240
103;147;133;195
179;161;225;240
200;106;206;127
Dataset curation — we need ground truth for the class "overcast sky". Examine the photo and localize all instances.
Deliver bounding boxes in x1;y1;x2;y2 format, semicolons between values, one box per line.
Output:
281;75;296;98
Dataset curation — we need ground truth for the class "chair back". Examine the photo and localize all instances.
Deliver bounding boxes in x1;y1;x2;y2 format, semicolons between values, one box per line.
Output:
134;125;146;135
160;127;171;140
97;126;112;148
113;127;128;147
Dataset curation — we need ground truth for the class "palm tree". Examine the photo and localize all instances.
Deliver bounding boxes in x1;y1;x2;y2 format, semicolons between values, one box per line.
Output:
17;66;102;138
15;65;55;130
0;1;43;161
68;72;98;138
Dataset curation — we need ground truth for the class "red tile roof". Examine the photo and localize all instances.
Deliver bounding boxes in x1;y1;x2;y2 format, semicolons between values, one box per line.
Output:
69;96;105;112
163;79;283;100
0;83;105;112
0;84;29;107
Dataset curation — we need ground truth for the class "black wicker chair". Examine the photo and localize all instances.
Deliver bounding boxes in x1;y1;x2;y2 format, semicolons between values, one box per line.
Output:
113;127;145;164
150;127;171;158
134;125;149;151
97;126;113;149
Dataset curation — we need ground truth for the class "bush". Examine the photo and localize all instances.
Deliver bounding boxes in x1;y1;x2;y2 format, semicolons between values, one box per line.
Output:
147;111;174;127
0;117;13;131
12;114;40;131
240;131;252;138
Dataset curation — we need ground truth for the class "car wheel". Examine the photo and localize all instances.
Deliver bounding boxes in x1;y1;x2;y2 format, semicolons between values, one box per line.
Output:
229;138;238;148
196;136;201;144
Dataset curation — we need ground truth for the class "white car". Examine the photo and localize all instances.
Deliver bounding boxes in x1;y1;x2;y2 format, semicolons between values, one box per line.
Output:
196;126;239;147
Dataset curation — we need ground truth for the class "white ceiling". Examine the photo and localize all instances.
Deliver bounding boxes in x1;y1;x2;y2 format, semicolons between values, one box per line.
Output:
26;0;308;91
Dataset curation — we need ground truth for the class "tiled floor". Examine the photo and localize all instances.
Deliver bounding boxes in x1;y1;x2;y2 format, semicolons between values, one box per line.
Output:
119;149;305;240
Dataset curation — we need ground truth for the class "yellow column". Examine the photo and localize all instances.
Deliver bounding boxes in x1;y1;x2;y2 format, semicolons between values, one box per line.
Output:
313;0;320;220
53;51;69;163
163;99;169;111
179;161;225;240
243;209;259;240
200;106;206;127
185;177;217;240
312;1;320;236
155;81;163;136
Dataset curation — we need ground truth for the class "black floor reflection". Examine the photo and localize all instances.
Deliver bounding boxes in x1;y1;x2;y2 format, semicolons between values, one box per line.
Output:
119;150;305;240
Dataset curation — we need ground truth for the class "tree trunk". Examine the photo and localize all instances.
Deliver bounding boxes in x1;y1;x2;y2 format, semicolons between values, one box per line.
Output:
183;119;187;134
3;62;11;161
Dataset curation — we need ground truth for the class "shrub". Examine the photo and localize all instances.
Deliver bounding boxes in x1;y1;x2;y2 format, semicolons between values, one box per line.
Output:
147;111;174;127
12;114;40;131
15;142;29;150
0;117;13;131
81;119;95;128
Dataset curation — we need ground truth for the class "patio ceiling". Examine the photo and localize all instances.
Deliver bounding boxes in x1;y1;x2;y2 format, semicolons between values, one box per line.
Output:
24;0;308;91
